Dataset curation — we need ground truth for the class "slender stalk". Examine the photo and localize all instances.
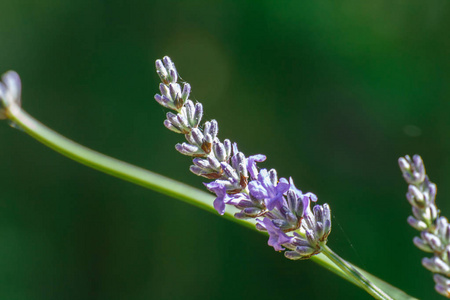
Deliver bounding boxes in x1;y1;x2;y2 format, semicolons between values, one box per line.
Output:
322;246;393;300
4;103;415;299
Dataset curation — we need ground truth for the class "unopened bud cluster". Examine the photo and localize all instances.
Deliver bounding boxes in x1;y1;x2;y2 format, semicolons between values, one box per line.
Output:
154;56;332;259
0;71;22;120
399;155;450;298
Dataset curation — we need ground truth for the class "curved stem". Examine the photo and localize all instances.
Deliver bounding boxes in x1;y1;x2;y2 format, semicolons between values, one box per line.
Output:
4;103;416;299
5;103;246;226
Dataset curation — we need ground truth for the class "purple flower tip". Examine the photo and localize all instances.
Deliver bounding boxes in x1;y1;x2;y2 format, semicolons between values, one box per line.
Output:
304;192;318;202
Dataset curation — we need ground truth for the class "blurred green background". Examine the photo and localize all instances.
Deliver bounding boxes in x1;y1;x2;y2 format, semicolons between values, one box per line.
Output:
0;0;449;299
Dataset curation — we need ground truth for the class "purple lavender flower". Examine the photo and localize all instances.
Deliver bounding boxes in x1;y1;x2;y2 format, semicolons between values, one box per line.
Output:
204;181;233;215
248;168;289;210
247;154;266;180
257;217;294;251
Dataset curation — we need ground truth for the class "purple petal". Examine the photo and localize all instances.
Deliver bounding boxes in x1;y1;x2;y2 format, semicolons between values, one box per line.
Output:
258;168;269;181
300;193;318;219
258;218;293;251
247;154;266;180
304;192;318;202
288;177;303;196
266;194;284;211
204;181;229;215
248;181;268;200
226;193;251;206
251;154;266;161
204;181;226;197
301;196;318;218
214;197;226;215
276;177;290;194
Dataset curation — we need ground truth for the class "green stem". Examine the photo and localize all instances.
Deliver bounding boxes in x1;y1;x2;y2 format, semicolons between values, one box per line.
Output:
4;103;416;299
322;246;392;300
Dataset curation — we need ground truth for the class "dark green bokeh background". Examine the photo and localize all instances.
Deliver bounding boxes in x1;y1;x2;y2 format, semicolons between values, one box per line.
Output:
0;1;449;299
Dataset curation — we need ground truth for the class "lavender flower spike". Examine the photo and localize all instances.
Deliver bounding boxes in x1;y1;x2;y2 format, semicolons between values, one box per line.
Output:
153;55;332;260
399;155;450;298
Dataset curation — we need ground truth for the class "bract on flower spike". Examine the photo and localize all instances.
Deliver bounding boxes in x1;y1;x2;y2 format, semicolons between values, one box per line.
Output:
153;56;332;260
399;155;450;298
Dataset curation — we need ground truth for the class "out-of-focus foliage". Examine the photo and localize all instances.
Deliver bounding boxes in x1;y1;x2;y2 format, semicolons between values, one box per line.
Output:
0;1;449;299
